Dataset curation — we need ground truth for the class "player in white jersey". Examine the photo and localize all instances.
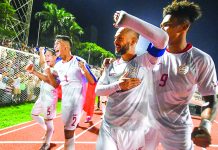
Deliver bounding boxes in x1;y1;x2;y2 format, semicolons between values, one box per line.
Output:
95;11;169;150
26;47;59;150
53;35;96;150
144;1;218;150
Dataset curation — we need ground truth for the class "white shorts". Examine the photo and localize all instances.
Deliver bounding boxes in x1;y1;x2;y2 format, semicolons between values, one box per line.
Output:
61;86;85;130
96;120;148;150
144;125;194;150
31;98;56;120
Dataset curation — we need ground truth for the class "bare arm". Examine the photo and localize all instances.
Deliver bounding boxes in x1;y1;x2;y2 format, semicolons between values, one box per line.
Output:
39;47;46;67
26;64;49;83
191;95;217;147
45;67;59;88
200;95;218;131
78;61;95;84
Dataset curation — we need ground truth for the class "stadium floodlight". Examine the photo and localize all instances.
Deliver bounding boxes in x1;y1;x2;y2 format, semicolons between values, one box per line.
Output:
8;0;33;45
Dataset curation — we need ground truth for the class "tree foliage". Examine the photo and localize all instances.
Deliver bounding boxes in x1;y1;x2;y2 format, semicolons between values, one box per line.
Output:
0;0;16;39
76;42;115;66
35;2;84;47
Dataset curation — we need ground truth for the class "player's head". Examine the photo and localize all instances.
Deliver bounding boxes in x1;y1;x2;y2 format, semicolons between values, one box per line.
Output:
160;1;202;43
44;48;57;67
114;27;139;56
54;35;73;58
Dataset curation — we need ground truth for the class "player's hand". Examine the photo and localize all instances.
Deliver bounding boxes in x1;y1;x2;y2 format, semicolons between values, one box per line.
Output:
78;61;86;72
113;10;126;28
25;64;34;73
44;65;51;75
39;47;46;54
191;126;211;148
118;72;141;91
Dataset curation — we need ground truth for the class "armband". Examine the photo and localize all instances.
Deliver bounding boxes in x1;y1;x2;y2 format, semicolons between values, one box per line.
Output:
147;43;165;57
200;119;212;133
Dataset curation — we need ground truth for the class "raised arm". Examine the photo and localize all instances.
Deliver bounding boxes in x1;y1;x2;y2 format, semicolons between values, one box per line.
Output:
114;10;168;49
25;64;49;83
77;60;96;85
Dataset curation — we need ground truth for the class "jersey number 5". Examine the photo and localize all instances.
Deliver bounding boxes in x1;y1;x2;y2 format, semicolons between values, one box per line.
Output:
47;107;51;116
159;74;168;87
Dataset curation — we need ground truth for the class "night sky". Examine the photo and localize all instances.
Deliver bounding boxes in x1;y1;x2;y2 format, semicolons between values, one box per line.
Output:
29;0;218;74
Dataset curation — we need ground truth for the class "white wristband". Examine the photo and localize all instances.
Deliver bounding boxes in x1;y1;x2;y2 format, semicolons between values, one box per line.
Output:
200;119;212;134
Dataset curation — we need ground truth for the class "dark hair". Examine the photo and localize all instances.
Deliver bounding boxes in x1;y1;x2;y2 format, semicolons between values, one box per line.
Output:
163;1;202;23
55;35;73;48
46;48;56;55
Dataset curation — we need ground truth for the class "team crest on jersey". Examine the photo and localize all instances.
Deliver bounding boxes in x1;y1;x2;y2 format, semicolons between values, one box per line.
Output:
125;61;140;78
178;64;189;75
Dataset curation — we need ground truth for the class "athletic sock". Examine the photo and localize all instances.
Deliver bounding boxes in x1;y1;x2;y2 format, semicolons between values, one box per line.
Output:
44;120;54;145
64;137;75;150
32;115;46;130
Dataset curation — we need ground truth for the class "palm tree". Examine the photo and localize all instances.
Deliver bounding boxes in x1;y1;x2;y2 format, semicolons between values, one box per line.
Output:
35;2;84;47
0;0;16;39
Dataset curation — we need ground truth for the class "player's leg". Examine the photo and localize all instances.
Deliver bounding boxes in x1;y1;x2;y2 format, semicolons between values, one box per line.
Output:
31;99;46;130
61;87;84;150
160;126;194;150
144;127;160;150
112;127;150;150
96;122;118;150
64;129;75;150
62;103;81;149
39;103;56;150
39;119;54;150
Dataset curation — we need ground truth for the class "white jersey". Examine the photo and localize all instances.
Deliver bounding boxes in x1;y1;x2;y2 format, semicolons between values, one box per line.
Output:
151;44;217;129
38;68;59;105
32;68;59;119
54;56;86;87
54;55;87;130
99;52;156;130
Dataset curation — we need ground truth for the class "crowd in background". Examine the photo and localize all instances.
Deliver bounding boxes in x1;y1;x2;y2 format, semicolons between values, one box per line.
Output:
0;46;40;105
0;39;36;54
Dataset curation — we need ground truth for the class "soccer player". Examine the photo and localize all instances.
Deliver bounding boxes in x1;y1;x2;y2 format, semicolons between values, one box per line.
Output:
95;11;168;150
145;1;218;149
53;35;96;150
26;47;59;150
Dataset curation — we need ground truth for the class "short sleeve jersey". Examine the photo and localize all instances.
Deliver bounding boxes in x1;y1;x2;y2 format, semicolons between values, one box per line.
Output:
151;44;217;129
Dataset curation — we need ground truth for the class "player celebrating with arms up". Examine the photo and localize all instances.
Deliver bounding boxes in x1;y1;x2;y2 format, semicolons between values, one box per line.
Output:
26;47;59;150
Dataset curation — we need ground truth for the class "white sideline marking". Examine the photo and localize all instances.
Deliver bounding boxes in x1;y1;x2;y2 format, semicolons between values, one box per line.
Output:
0;141;64;144
0;114;61;131
0;115;61;137
56;120;102;150
0;123;38;137
0;141;96;144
